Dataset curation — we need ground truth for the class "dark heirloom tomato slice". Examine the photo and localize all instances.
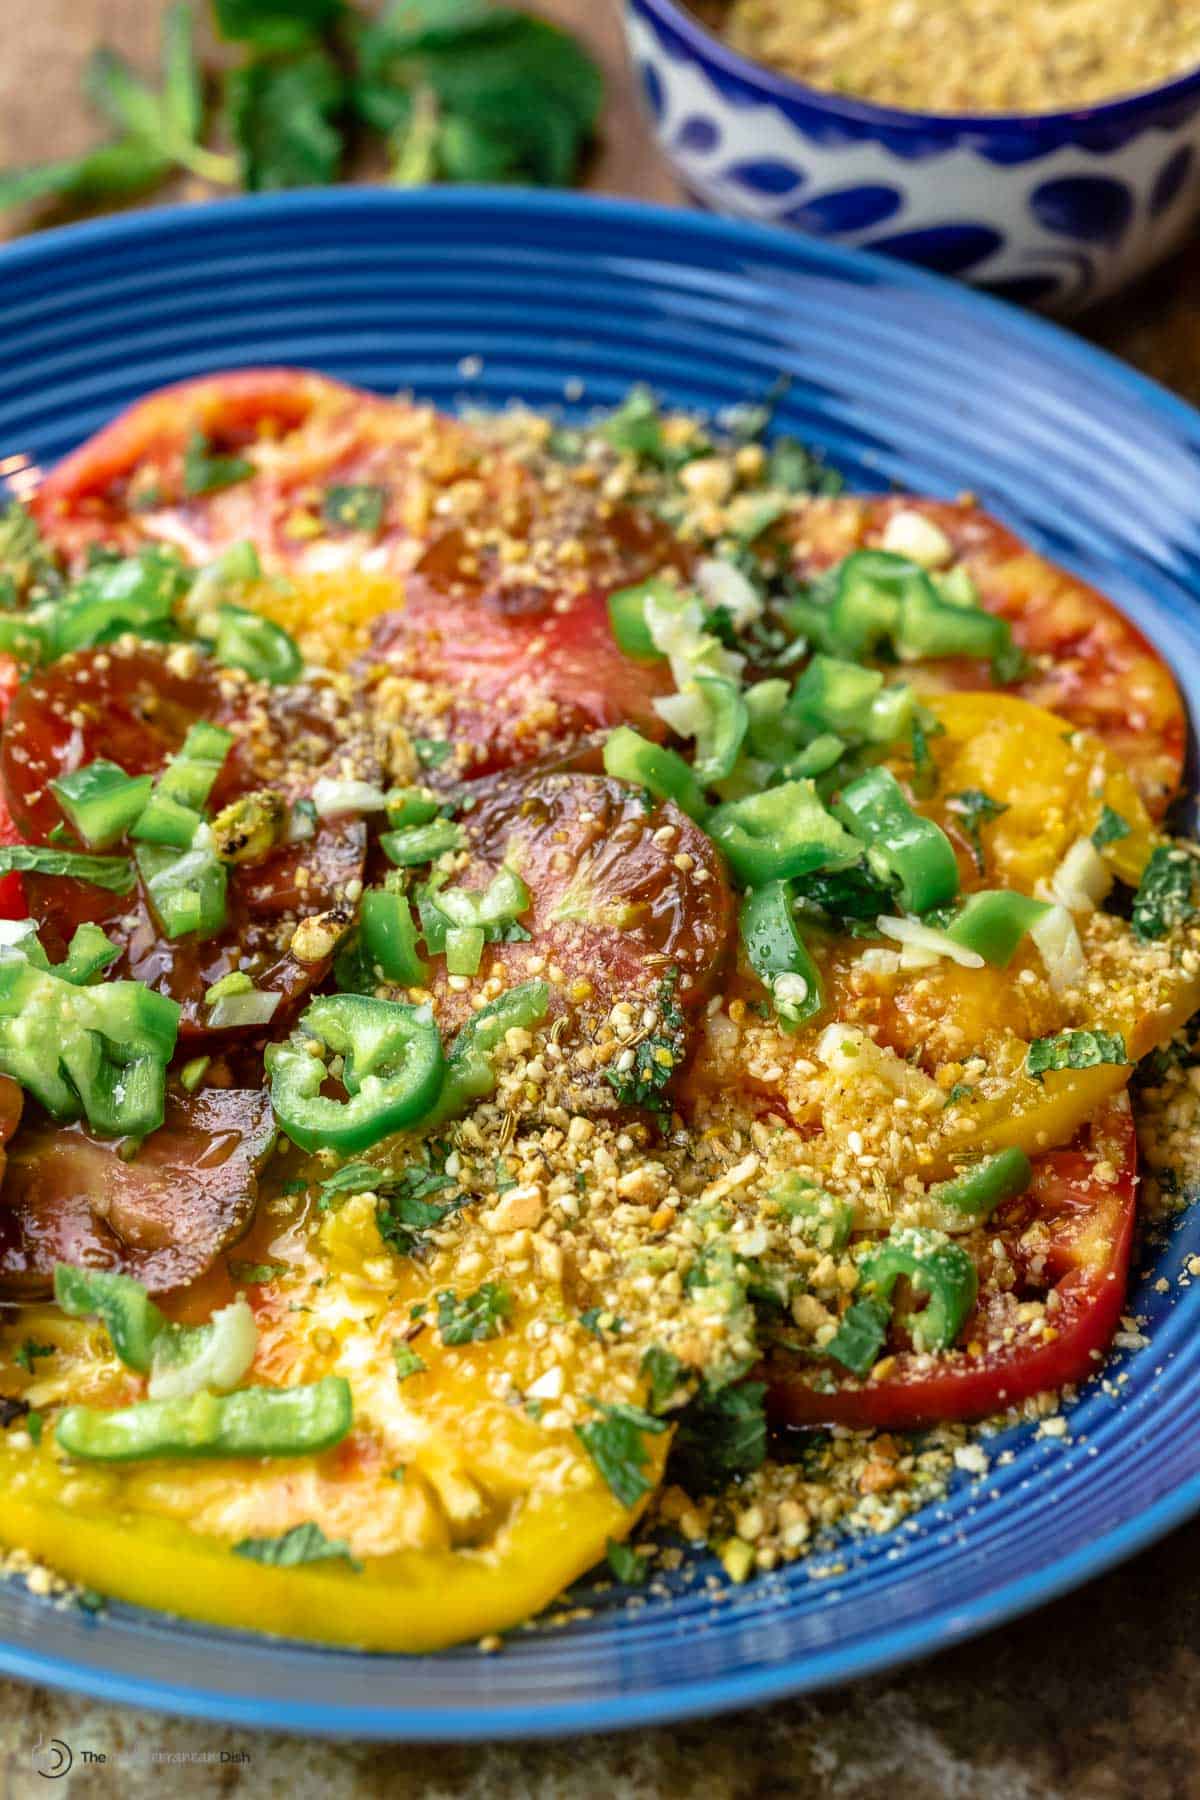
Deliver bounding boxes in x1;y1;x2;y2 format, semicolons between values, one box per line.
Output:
0;641;371;1035
785;495;1186;816
370;562;675;778
429;770;735;1036
0;1087;276;1297
765;1094;1137;1431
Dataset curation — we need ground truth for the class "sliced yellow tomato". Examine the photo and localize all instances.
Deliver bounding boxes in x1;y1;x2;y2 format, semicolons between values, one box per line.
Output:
918;692;1158;892
0;1184;665;1649
0;1441;661;1652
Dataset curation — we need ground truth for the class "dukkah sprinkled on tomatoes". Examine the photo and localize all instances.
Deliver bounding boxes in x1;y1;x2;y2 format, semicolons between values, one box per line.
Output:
0;369;1197;1649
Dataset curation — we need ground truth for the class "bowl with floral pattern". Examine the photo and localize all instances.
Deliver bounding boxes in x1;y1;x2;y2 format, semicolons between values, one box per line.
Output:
622;0;1200;312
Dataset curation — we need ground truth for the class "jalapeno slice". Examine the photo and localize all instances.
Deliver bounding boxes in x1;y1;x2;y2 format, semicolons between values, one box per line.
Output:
266;993;445;1153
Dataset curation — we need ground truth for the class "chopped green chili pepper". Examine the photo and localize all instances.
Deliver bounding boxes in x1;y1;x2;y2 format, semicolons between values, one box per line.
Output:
213;606;303;685
50;760;154;849
360;888;429;987
381;819;465;867
785;655;913;749
607;577;674;661
54;1264;166;1372
56;923;120;985
266;993;445;1154
739;882;823;1029
423;980;550;1128
771;1174;854;1252
385;787;443;830
833;765;959;914
691;676;749;784
708;780;860;887
135;844;228;939
929;1147;1032;1219
857;1227;977;1354
323;484;386;534
602;726;706;822
56;1375;352;1463
133;720;233;848
445;925;485;976
0;960;179;1136
829;550;1015;669
945;890;1050;967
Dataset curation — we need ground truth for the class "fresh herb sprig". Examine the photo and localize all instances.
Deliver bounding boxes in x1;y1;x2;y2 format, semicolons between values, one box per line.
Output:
0;0;603;228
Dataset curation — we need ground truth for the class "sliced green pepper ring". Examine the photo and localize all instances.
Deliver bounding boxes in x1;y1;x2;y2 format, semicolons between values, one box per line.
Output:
945;890;1051;967
692;676;749;785
857;1227;978;1353
267;994;445;1153
603;726;706;822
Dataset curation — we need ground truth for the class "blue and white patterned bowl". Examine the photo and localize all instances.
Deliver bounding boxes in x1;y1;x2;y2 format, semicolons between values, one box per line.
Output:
623;0;1200;312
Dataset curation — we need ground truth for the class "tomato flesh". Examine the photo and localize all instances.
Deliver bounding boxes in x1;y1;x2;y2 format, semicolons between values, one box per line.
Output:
785;495;1186;817
428;770;734;1037
765;1095;1137;1430
0;1086;276;1297
0;642;371;1034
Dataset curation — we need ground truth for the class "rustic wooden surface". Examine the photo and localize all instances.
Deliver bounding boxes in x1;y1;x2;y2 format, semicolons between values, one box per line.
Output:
2;5;1200;1795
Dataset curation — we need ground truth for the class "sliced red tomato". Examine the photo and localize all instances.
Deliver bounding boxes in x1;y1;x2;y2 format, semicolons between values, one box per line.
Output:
428;770;734;1040
0;641;372;1034
0;652;25;919
369;552;676;777
765;1094;1137;1431
0;1086;276;1297
785;495;1186;816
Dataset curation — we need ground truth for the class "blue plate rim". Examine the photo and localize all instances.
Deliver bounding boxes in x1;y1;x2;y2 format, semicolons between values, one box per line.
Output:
1;188;1200;1739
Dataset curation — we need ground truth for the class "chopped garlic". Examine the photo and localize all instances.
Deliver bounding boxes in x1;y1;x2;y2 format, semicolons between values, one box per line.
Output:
880;509;953;570
877;915;985;969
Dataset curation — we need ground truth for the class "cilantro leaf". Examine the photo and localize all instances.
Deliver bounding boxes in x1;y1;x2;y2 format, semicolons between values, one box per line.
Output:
392;1338;427;1381
233;1521;361;1571
1092;806;1131;851
766;436;843;497
413;737;453;769
575;1399;668;1508
793;859;897;930
667;1382;767;1494
1133;846;1198;942
436;1281;512;1344
182;431;254;496
226;51;346;192
606;1538;650;1585
1027;1030;1127;1080
599;386;710;470
947;788;1008;875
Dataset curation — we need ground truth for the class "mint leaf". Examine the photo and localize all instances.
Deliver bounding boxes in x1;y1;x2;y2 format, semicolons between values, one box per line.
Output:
392;1339;426;1381
1133;846;1197;942
0;846;134;894
226;51;346;191
822;1297;890;1377
1092;805;1131;851
641;1345;687;1415
575;1399;668;1508
213;0;343;51
606;1538;650;1585
668;1383;766;1493
947;787;1008;876
436;1281;511;1344
1027;1029;1127;1080
233;1521;361;1570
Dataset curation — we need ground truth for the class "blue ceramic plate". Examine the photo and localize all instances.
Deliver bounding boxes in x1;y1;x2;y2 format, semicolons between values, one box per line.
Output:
2;190;1200;1741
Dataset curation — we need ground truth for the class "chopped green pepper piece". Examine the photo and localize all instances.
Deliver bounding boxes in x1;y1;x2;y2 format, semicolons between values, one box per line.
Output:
708;780;860;887
360;888;429;986
385;787;442;830
785;655;912;748
56;923;120;986
857;1227;977;1354
135;843;228;939
607;578;674;661
50;760;153;849
833;765;959;914
771;1174;854;1252
945;890;1050;967
422;980;550;1128
692;676;748;784
381;819;465;867
213;606;303;685
603;725;706;822
56;1376;352;1462
54;1264;166;1373
929;1147;1032;1219
739;882;823;1029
